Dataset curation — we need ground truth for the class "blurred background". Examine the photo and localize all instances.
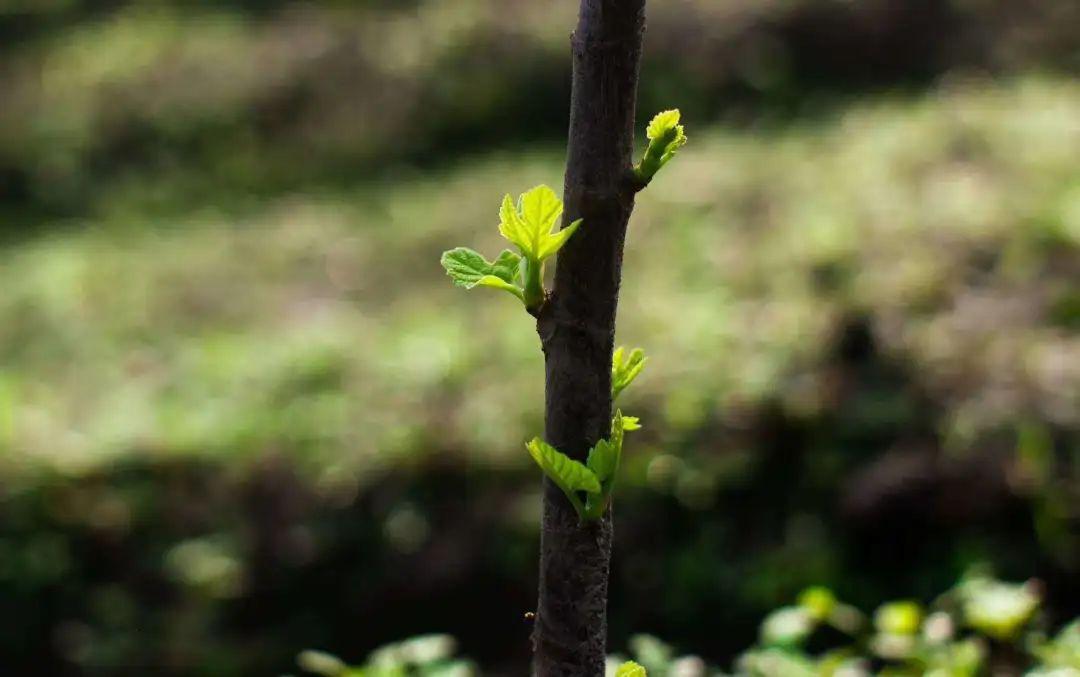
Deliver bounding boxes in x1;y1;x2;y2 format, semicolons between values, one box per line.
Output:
0;0;1078;674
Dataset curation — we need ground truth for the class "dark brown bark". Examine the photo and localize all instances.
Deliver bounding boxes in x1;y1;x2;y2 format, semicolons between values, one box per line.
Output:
532;1;647;675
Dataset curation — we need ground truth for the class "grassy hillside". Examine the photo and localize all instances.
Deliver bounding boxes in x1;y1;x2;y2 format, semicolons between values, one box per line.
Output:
3;78;1077;477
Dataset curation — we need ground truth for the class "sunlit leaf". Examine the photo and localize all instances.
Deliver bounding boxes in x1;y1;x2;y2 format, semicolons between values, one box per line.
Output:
636;109;687;183
498;194;531;255
519;184;563;247
646;109;681;141
498;185;580;262
537;218;581;260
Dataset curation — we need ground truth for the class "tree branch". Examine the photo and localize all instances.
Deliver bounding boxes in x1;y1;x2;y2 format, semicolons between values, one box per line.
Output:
532;1;647;674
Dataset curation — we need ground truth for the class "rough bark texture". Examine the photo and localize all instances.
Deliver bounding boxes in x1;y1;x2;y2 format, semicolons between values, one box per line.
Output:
532;1;646;675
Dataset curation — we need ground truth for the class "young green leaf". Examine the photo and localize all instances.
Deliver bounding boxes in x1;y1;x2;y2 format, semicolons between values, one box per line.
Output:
527;438;600;493
646;109;683;143
583;435;621;520
612;347;647;400
499;194;532;256
616;661;647;677
440;247;524;301
498;185;581;263
526;437;600;518
611;409;639;469
520;183;563;239
586;438;618;485
634;109;687;184
611;409;626;455
582;410;643;519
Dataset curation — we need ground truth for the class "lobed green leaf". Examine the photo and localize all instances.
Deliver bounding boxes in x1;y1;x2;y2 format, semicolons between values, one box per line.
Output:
536;218;581;260
497;185;580;262
646;109;682;141
519;184;563;246
498;194;531;255
616;661;647;677
440;247;524;301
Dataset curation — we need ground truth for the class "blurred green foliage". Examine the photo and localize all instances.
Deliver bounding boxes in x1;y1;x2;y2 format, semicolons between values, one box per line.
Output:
3;79;1077;484
732;572;1077;676
0;1;1078;675
1;0;1078;218
309;572;1078;675
298;634;475;677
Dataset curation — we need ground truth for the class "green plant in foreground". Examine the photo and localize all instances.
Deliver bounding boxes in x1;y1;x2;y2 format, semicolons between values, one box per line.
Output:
738;571;1080;676
295;572;1079;675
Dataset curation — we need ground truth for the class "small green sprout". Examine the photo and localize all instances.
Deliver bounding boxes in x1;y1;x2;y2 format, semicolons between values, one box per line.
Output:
527;408;638;522
441;184;580;312
612;346;647;400
633;109;687;185
524;347;647;521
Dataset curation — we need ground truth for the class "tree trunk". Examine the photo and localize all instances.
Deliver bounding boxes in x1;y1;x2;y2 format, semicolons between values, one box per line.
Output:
532;1;647;675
